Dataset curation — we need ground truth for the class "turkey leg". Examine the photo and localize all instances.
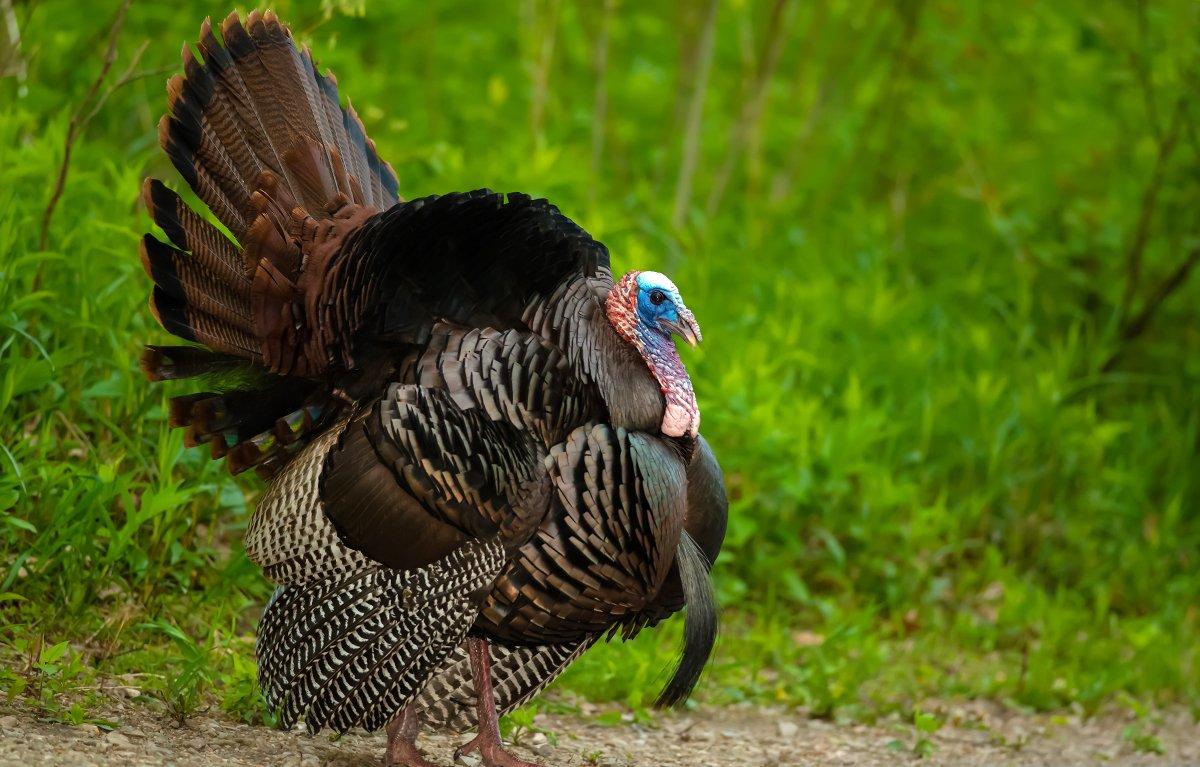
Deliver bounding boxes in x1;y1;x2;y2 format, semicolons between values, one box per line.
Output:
453;637;545;767
385;702;438;767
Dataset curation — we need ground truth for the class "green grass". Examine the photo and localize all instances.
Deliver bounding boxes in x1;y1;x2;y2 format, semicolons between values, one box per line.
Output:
2;0;1199;726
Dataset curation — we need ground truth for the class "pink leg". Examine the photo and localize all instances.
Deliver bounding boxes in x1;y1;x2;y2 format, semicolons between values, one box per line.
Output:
385;702;439;767
453;638;546;767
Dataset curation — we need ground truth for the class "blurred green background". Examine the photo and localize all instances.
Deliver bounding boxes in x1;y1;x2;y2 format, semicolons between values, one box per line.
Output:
1;0;1198;727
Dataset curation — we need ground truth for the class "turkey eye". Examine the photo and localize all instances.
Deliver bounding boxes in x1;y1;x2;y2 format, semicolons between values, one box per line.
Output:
649;289;666;306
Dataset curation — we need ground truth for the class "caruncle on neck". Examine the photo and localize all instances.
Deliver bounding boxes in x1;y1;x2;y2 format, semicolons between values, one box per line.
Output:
604;270;702;438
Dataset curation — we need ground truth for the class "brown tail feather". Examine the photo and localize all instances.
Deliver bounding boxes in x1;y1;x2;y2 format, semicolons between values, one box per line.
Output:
158;112;250;236
164;70;253;223
181;34;264;204
140;346;246;383
161;385;330;476
140;236;252;330
149;286;260;358
143;180;248;288
238;393;330;477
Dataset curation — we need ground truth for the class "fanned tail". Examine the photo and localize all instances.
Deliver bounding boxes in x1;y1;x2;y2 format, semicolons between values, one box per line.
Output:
157;10;398;239
140;11;400;476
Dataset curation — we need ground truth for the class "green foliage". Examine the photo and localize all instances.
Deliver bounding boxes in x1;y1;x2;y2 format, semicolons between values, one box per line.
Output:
0;635;109;726
500;704;558;746
1123;723;1165;755
581;749;605;766
911;709;943;758
1118;692;1168;755
1;0;1199;724
141;619;216;725
218;648;274;726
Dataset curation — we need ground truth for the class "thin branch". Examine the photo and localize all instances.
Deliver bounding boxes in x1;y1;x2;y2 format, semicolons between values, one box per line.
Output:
1133;0;1161;138
1185;111;1200;162
1117;97;1186;323
705;0;794;216
813;0;922;212
1090;3;1165;140
769;0;870;203
669;2;703;135
590;0;615;188
37;0;135;262
1103;242;1200;372
671;0;720;229
768;80;827;203
0;0;27;86
86;43;159;122
654;2;702;190
529;0;562;146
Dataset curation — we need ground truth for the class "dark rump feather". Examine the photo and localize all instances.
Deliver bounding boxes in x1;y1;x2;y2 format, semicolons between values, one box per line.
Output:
139;345;249;383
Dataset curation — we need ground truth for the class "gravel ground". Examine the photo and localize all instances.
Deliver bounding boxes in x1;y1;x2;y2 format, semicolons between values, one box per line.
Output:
0;699;1197;767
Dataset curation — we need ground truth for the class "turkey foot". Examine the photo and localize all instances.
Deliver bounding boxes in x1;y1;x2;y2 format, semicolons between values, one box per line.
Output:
453;734;543;767
453;637;546;767
385;703;440;767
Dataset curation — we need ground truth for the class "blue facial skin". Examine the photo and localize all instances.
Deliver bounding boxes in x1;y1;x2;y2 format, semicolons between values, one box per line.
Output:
635;273;681;339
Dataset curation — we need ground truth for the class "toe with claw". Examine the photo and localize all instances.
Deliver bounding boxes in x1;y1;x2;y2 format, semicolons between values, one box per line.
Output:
385;703;441;767
453;637;548;767
453;733;545;767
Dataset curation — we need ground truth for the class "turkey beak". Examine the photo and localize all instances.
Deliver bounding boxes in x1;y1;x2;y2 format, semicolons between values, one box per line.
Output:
660;310;702;348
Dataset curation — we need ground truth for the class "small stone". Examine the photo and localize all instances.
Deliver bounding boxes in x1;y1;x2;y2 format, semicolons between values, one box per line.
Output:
122;687;141;699
792;630;825;647
455;753;482;767
103;731;132;749
528;733;553;757
76;724;101;737
0;715;18;729
777;720;799;739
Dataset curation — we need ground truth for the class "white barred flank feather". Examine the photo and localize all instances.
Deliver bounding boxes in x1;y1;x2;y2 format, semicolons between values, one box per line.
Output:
245;418;371;584
417;639;595;732
257;540;505;734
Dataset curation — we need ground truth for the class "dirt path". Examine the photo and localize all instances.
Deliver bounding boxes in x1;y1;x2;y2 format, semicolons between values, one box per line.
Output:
0;701;1197;766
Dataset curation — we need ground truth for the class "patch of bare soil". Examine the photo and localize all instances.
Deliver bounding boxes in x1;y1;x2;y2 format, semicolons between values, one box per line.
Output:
0;699;1196;767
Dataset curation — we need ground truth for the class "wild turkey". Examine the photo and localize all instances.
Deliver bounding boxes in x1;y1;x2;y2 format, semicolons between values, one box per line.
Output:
139;11;727;767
